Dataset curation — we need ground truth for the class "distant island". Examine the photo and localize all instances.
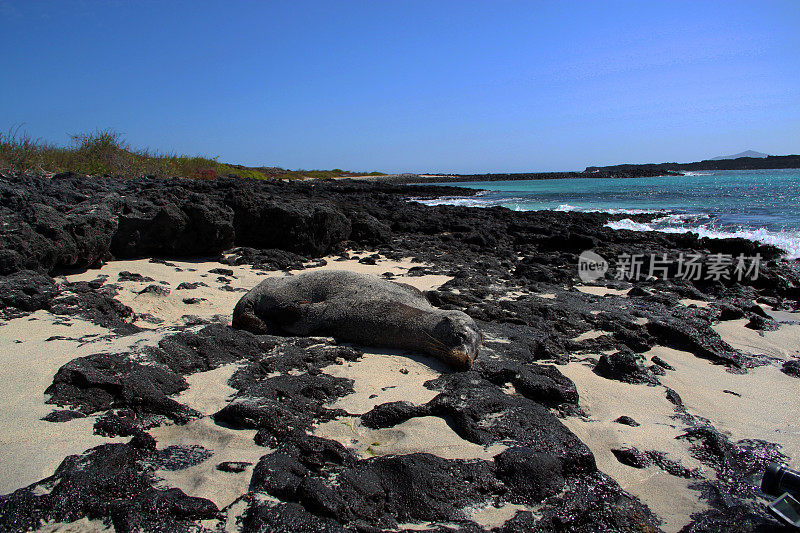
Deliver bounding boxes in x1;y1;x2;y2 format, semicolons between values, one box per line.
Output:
584;153;800;175
393;153;800;183
710;150;769;160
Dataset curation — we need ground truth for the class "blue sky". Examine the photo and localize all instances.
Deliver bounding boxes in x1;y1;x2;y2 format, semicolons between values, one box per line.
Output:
1;1;798;173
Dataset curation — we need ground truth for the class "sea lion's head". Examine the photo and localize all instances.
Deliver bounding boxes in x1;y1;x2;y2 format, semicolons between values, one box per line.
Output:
430;312;483;370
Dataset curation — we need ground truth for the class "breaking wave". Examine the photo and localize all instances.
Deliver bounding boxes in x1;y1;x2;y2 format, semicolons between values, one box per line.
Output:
411;169;800;259
606;218;800;259
553;203;667;215
411;195;800;258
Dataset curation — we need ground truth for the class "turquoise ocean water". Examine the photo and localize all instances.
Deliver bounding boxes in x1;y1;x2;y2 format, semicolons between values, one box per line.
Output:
417;169;800;259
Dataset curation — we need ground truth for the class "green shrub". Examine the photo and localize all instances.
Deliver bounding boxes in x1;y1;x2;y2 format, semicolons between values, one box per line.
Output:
0;126;383;181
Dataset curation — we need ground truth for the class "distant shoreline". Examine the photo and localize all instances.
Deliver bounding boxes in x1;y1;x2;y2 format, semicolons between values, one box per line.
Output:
358;154;800;184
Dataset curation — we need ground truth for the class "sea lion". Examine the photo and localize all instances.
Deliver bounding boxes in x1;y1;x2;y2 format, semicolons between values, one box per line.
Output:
232;270;482;370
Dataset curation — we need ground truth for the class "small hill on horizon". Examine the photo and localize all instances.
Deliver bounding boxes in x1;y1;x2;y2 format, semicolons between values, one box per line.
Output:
711;150;770;160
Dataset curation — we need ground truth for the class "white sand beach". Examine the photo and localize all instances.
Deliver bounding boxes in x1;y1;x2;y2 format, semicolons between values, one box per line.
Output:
3;252;799;533
559;304;800;532
0;251;455;498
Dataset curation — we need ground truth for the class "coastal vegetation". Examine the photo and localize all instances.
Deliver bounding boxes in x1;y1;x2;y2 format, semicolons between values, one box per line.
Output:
0;126;385;180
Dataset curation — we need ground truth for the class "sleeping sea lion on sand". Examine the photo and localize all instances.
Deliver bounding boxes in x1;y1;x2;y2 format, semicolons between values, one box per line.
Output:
232;270;482;370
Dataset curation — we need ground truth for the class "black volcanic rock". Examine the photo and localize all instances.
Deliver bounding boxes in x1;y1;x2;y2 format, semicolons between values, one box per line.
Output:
494;446;565;502
0;197;117;275
0;270;58;315
745;314;780;331
647;318;745;368
110;192;234;258
651;355;675;371
220;247;308;271
0;442;217;533
782;359;800;378
45;352;194;420
594;350;658;385
176;281;207;290
137;284;170;296
250;451;503;525
477;359;579;406
41;409;86;423
611;447;651;469
229;195;350;256
118;271;154;282
614;416;640;427
216;461;251;473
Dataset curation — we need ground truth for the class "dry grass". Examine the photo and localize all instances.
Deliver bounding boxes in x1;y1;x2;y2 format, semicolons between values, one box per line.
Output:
0;126;384;180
